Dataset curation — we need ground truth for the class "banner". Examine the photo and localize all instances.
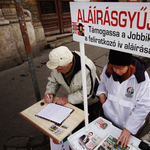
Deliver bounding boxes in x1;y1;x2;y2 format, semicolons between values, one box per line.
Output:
70;2;150;58
128;0;139;2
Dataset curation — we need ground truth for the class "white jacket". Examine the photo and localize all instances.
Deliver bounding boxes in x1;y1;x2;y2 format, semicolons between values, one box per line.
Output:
45;51;99;105
96;58;150;135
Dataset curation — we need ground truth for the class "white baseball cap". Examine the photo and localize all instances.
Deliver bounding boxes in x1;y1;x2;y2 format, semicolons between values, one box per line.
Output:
46;46;73;69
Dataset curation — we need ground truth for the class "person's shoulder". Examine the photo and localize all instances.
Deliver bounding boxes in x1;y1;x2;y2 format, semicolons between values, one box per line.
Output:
73;51;95;68
103;64;108;71
144;71;150;82
133;56;149;83
73;51;89;60
72;51;81;59
73;51;80;54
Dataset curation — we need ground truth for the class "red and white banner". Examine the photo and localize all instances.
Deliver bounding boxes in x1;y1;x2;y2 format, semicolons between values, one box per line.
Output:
128;0;139;2
70;2;150;58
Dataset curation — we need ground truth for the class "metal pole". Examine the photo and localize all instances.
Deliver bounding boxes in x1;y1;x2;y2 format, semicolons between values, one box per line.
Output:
14;0;41;101
79;42;89;131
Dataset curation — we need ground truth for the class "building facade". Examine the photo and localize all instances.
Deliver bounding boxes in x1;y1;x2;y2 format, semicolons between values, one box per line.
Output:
0;0;149;71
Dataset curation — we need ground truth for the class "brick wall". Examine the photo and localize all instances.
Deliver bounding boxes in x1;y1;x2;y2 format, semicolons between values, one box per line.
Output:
22;0;41;25
0;0;41;26
20;0;46;51
0;0;46;71
0;0;15;8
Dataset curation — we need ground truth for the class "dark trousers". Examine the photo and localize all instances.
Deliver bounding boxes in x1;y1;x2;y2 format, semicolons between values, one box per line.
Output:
135;112;150;139
72;100;102;133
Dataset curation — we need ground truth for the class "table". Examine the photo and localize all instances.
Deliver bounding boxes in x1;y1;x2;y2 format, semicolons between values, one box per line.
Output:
19;97;85;143
68;117;141;150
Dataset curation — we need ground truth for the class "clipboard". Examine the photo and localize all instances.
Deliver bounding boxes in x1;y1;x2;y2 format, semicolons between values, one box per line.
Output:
35;103;74;125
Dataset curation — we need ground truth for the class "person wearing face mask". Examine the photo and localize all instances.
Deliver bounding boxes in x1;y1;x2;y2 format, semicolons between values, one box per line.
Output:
96;49;150;148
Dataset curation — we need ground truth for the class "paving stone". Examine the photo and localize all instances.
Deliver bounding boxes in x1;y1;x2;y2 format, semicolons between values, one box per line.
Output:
6;148;17;150
47;36;73;49
1;41;150;150
5;137;29;148
55;41;63;47
29;135;46;148
33;143;50;150
45;33;72;42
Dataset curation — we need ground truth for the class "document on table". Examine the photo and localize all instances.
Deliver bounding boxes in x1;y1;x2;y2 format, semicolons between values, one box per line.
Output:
35;103;74;125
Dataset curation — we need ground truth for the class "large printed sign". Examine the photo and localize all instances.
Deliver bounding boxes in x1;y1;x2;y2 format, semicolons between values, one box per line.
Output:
128;0;139;2
70;2;150;58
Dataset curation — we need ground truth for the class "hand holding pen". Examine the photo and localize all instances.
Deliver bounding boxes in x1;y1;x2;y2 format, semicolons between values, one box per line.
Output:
44;93;53;103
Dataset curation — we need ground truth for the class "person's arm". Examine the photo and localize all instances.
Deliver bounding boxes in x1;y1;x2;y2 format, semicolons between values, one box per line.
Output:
117;128;131;148
44;93;54;103
44;70;61;103
118;72;150;147
67;69;94;104
67;61;98;104
96;65;108;102
99;93;106;104
54;97;68;105
124;72;150;135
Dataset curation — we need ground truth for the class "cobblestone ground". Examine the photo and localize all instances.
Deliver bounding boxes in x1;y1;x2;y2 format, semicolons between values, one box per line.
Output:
1;41;150;150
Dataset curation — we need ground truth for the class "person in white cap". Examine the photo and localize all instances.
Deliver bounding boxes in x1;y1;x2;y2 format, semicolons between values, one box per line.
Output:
44;46;101;125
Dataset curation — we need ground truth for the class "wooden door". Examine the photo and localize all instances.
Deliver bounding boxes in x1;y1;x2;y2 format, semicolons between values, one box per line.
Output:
37;0;72;35
57;0;73;33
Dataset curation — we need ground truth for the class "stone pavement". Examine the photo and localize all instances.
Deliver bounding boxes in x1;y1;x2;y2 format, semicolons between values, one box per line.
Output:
0;40;150;150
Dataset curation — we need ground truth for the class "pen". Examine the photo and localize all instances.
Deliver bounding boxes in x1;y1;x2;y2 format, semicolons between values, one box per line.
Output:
46;93;52;103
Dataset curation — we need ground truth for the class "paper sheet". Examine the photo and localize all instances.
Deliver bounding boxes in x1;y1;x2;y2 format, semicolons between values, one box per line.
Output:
36;103;74;125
